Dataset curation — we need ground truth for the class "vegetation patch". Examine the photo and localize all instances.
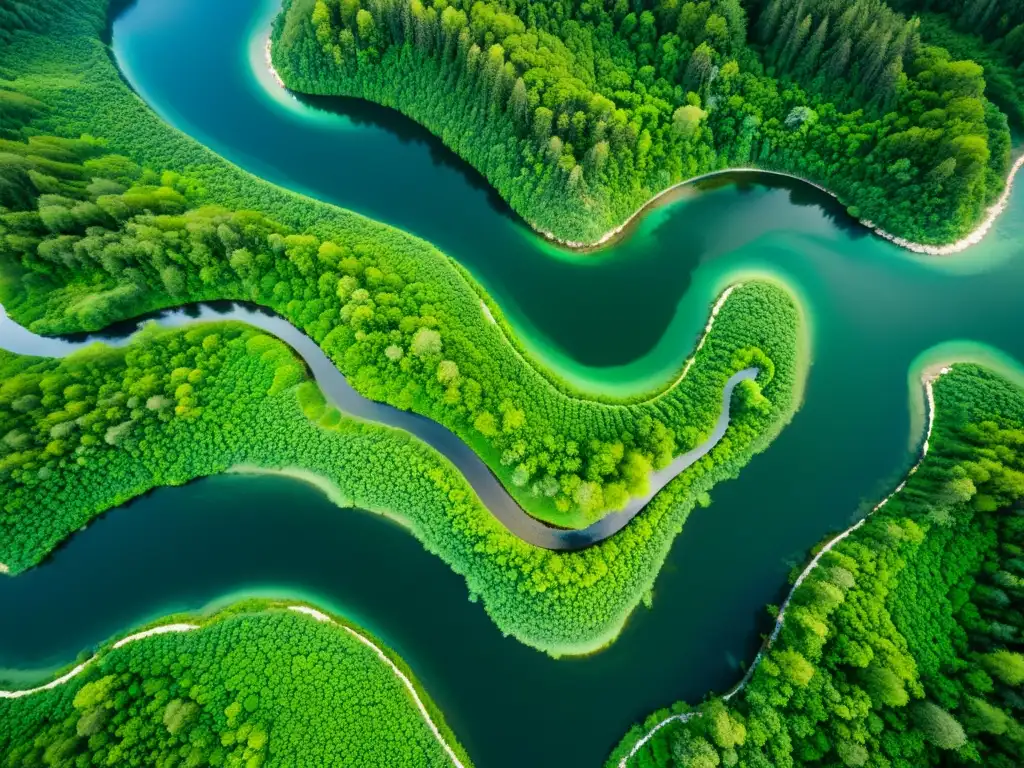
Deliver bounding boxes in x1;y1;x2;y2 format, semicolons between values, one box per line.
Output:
273;0;1013;245
608;363;1024;768
0;313;795;654
0;598;473;767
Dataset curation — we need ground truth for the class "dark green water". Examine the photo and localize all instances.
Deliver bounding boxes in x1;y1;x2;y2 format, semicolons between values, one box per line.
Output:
2;0;1024;766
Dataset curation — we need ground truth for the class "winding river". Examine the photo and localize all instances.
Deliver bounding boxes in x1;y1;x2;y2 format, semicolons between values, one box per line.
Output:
0;303;757;549
3;1;1024;767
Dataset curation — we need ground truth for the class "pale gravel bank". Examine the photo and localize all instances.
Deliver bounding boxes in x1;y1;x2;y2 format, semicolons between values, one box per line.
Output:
617;365;951;768
264;37;285;89
0;605;465;767
663;284;741;397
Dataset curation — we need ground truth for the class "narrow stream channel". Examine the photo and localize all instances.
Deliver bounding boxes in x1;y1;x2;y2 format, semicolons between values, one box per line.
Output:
0;303;757;548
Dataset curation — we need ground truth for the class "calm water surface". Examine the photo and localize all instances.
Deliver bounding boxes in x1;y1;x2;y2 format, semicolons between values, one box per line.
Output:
2;1;1024;766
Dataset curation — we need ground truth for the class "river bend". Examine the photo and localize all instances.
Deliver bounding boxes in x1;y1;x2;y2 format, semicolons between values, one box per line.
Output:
0;303;757;550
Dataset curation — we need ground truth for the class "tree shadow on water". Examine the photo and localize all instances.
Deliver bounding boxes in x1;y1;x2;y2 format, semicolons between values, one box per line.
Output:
295;93;522;227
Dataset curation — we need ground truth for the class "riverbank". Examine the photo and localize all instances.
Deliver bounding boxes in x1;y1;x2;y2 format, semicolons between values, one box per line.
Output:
0;624;197;699
475;283;748;407
1;283;796;544
264;36;285;89
540;155;1024;255
226;464;415;533
289;605;468;768
0;600;468;767
615;362;952;768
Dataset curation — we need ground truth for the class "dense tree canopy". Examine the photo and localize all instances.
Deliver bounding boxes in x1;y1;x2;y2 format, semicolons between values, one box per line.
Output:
0;600;471;767
272;0;1013;244
0;0;807;653
0;309;787;654
609;364;1024;768
0;128;801;527
882;1;1024;125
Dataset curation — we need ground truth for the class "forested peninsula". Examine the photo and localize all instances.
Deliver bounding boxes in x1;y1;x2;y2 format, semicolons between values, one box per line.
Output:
271;0;1015;246
0;599;473;767
0;305;790;654
0;0;804;530
609;363;1024;768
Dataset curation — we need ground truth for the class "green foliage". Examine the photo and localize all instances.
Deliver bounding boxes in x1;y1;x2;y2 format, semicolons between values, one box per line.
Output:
0;130;801;528
900;11;1024;127
0;308;798;652
272;0;1013;244
609;364;1024;768
0;600;471;767
890;0;1024;76
0;0;805;653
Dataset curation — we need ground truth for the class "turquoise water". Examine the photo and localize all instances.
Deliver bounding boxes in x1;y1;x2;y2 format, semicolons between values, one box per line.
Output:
2;1;1024;766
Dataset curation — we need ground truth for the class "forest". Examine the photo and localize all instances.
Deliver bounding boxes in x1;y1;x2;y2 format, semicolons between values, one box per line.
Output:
0;310;796;655
889;0;1024;125
0;0;811;655
608;364;1024;767
0;126;802;528
0;599;472;767
272;0;1014;244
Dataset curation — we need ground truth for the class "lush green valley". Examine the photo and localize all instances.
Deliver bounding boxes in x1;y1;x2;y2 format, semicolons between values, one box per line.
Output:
272;0;1013;244
610;363;1024;767
0;599;472;767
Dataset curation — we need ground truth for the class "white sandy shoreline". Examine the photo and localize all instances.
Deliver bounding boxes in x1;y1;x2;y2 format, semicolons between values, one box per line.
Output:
0;604;465;767
617;364;952;767
288;606;467;768
541;155;1024;254
264;37;285;89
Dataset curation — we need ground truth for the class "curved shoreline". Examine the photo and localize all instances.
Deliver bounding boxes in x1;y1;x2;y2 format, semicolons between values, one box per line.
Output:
616;363;950;767
0;301;758;550
0;624;198;699
262;24;1023;257
0;604;466;767
289;605;468;768
542;156;1024;254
